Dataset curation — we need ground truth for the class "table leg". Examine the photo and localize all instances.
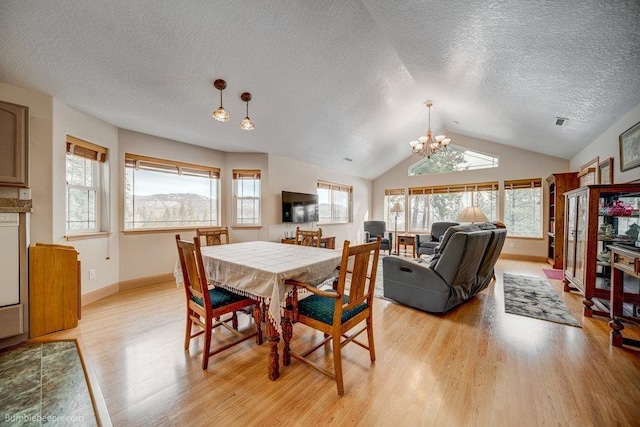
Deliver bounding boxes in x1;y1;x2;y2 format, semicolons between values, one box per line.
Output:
266;318;280;380
282;309;292;366
252;304;263;345
609;266;623;346
609;317;624;347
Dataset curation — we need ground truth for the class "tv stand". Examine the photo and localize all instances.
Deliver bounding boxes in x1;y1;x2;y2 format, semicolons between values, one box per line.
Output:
281;236;335;249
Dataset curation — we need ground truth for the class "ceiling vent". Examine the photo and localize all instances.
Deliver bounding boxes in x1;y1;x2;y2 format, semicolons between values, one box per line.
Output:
555;117;568;126
343;156;353;162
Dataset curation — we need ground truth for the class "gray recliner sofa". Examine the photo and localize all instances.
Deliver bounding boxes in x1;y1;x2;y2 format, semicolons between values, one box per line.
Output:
382;223;507;313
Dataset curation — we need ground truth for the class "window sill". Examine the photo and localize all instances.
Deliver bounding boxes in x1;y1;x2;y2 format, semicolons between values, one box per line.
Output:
507;235;544;240
231;225;262;230
317;222;350;226
122;226;198;235
65;232;112;241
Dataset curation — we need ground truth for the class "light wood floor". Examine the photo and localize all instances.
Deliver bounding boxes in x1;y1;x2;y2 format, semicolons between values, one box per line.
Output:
46;259;640;426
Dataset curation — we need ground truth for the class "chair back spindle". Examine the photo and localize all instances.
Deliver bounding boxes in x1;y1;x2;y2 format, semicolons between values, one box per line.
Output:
294;227;322;247
197;226;230;246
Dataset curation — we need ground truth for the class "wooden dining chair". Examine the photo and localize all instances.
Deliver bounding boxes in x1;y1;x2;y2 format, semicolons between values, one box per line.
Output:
282;235;381;395
175;234;262;370
196;226;230;246
294;226;322;247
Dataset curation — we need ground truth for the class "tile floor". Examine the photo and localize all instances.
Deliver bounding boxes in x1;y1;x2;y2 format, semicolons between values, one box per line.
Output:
0;341;96;426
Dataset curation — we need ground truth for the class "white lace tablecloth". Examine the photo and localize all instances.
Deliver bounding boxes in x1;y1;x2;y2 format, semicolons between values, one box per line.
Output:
174;241;343;330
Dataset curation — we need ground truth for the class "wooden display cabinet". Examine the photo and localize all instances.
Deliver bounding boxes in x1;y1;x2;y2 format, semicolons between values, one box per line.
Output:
564;184;640;317
546;172;579;268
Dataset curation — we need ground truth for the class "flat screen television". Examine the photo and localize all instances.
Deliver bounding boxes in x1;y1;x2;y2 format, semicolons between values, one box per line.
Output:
282;191;319;223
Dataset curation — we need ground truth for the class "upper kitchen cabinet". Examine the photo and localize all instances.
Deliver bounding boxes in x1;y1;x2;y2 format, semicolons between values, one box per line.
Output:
0;100;29;187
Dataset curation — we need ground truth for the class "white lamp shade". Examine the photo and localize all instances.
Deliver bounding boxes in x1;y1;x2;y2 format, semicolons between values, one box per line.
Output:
456;206;489;223
390;202;403;213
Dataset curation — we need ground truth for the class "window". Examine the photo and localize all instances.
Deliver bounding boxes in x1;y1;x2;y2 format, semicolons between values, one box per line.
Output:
408;182;498;231
504;178;542;237
124;154;220;229
383;188;406;232
317;181;352;224
409;145;499;176
233;169;261;226
66;136;107;233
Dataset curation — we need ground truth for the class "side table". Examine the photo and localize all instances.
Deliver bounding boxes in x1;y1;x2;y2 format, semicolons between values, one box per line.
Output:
395;234;415;258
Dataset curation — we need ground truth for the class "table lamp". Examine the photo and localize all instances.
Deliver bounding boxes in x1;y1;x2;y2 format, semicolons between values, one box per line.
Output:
456;206;489;224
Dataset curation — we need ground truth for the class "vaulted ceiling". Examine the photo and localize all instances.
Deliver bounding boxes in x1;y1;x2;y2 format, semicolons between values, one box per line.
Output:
1;1;639;179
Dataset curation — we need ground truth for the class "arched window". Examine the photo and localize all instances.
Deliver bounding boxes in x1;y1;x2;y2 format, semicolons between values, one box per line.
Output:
408;145;499;176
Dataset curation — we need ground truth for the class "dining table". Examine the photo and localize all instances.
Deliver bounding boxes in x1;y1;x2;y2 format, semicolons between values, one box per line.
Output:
174;240;343;379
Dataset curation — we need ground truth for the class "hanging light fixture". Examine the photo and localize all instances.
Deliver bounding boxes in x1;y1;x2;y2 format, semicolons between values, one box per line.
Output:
212;79;230;122
409;101;451;158
239;92;254;131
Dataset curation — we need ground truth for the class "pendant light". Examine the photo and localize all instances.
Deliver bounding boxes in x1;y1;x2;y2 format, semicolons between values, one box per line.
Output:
240;92;255;131
212;79;230;122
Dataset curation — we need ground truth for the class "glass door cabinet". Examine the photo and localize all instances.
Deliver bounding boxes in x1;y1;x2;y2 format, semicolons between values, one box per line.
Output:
564;184;640;317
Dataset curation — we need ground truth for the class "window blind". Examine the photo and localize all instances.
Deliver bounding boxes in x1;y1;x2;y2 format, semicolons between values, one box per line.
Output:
384;188;405;196
66;135;107;163
233;169;261;179
504;178;542;189
318;181;353;193
409;181;498;195
124;153;220;178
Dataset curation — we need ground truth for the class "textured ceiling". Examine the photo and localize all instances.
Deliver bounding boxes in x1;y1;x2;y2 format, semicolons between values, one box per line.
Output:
1;0;639;179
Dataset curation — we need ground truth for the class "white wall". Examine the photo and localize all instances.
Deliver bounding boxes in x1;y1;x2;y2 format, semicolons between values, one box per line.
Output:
224;152;270;243
373;133;571;258
117;129;227;281
0;83;53;243
570;102;640;183
116;134;372;281
267;154;372;248
52;99;119;293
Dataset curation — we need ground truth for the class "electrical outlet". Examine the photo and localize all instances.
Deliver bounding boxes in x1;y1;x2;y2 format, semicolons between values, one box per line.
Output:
89;269;96;279
18;188;31;200
509;242;515;248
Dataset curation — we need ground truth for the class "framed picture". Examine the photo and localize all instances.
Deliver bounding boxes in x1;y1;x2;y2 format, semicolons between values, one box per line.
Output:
619;121;640;172
598;157;613;185
579;156;599;186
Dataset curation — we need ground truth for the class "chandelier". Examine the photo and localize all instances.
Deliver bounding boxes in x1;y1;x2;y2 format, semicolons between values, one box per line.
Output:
409;101;451;158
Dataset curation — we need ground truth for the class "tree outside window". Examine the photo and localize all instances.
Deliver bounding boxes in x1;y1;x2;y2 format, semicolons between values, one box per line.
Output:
233;170;261;226
408;183;498;231
124;154;220;229
384;189;406;232
317;181;352;224
65;136;107;233
504;178;542;237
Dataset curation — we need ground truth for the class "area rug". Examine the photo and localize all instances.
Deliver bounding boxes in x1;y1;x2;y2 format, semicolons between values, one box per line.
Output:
543;269;564;280
374;256;385;298
503;273;581;327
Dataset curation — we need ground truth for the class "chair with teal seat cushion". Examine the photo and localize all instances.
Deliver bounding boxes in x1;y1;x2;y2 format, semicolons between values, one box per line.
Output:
282;236;381;396
297;294;368;325
175;234;262;370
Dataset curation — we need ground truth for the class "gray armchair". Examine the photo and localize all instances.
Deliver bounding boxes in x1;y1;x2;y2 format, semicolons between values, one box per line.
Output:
415;221;459;255
364;220;392;255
